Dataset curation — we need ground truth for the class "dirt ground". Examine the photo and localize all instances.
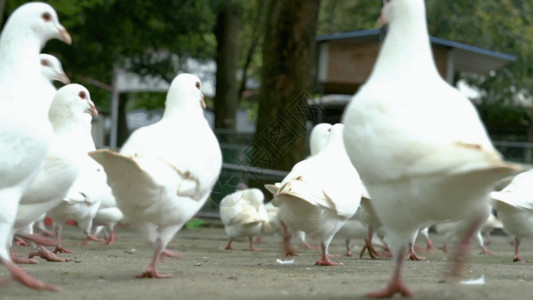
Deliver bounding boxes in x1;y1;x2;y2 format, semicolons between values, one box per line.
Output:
2;223;533;300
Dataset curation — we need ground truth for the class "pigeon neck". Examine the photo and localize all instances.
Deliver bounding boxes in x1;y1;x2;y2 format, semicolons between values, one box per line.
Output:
369;10;439;83
162;102;202;120
0;29;42;81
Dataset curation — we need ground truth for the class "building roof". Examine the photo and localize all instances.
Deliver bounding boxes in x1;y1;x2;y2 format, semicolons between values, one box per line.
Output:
316;29;516;75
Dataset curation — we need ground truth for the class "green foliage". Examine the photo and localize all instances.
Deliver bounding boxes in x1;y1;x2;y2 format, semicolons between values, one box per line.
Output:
4;0;217;107
185;218;206;229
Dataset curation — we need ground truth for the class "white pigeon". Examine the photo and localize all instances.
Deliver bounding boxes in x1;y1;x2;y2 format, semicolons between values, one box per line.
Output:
341;0;516;297
309;123;332;156
39;53;70;96
0;2;70;291
272;123;363;266
335;210;368;257
91;190;123;245
14;53;69;241
15;84;97;262
491;169;533;262
220;186;268;251
433;204;492;255
90;73;222;278
47;157;108;249
263;123;334;251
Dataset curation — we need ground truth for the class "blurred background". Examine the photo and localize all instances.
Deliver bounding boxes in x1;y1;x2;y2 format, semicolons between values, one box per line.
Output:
2;0;532;208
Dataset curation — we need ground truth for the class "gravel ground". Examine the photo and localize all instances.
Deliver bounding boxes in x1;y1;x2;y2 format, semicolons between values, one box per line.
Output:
2;223;533;300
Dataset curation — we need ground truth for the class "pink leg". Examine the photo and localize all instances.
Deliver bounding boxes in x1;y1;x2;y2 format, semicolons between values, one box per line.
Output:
360;227;380;259
315;242;343;266
1;259;59;291
15;237;30;247
52;226;73;254
451;216;484;277
302;241;319;250
479;246;493;255
101;229;117;245
16;234;58;247
407;242;425;261
281;222;298;257
440;243;449;254
345;239;353;257
253;235;262;243
248;236;260;251
367;247;414;298
225;239;233;250
136;239;171;278
28;246;71;262
426;238;434;252
513;237;530;262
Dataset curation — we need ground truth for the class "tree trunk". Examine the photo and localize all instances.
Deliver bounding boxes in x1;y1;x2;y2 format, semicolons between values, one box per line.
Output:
117;92;130;148
214;2;241;130
250;0;321;172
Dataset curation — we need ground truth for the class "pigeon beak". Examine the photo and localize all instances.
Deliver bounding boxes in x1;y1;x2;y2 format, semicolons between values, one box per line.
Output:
200;94;206;110
57;24;72;45
57;73;70;85
87;100;99;118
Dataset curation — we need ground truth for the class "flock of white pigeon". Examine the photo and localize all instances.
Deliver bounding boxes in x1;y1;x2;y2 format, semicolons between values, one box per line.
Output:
1;0;533;298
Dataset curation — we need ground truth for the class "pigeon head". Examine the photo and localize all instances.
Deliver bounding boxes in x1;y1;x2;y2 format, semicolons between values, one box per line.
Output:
49;84;98;125
378;0;426;27
309;123;333;156
40;53;70;85
165;73;206;114
3;2;71;49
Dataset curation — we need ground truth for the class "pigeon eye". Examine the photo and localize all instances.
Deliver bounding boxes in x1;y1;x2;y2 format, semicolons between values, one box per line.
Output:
40;59;50;67
195;82;201;89
42;12;52;22
78;91;87;99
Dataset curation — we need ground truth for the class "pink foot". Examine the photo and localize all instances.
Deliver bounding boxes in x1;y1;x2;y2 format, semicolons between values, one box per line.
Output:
12;255;38;264
367;248;413;298
248;236;260;251
101;231;117;245
366;280;414;298
479;247;494;255
359;237;380;259
80;235;105;246
281;222;299;257
162;248;183;258
315;242;343;266
53;245;73;254
10;248;38;264
513;255;530;263
408;250;426;261
135;268;172;279
315;258;343;266
29;247;71;262
302;242;319;250
2;260;59;291
15;237;30;247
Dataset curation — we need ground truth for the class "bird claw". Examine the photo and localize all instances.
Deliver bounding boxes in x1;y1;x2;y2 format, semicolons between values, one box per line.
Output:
2;261;59;291
315;259;343;266
135;270;172;279
53;245;73;254
29;248;71;262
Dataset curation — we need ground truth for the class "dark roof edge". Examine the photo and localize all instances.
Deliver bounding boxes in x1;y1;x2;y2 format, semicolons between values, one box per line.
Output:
316;29;517;62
